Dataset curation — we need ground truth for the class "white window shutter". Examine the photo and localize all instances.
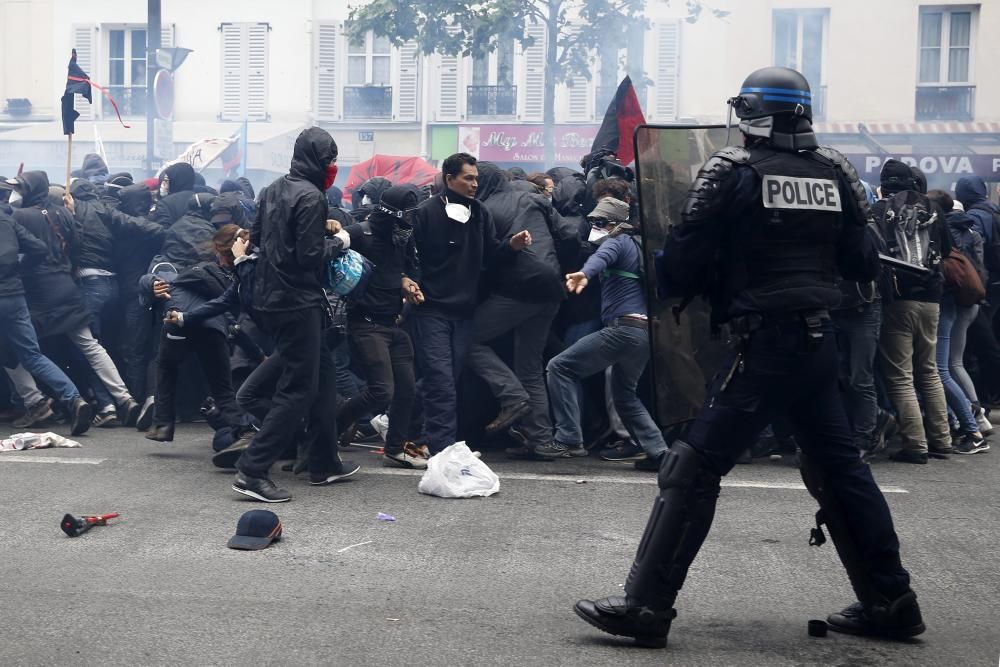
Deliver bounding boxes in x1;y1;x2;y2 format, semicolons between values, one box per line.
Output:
522;22;546;121
394;40;420;122
566;76;591;121
246;23;269;120
437;51;461;121
314;21;339;121
72;24;97;120
654;21;680;121
220;23;244;120
161;23;175;47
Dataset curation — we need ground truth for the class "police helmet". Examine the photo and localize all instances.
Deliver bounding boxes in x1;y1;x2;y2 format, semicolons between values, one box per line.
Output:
729;67;812;123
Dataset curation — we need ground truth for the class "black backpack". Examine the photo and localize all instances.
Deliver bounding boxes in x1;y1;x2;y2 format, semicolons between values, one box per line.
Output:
873;191;939;270
969;202;1000;281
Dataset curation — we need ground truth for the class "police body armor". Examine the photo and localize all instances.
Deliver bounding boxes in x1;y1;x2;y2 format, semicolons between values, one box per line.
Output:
723;146;844;320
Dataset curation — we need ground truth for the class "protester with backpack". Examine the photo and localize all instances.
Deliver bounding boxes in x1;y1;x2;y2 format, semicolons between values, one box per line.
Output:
874;161;952;464
927;190;989;454
956;175;1000;406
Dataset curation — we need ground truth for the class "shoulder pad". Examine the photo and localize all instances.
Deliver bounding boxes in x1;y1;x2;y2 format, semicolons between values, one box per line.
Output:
682;148;751;224
816;146;871;223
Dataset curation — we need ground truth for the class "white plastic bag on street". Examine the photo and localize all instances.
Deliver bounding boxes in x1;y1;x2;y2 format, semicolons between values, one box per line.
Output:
0;432;82;452
417;442;500;498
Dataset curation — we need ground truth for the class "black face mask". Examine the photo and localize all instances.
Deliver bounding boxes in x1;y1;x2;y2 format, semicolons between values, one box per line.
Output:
392;224;413;247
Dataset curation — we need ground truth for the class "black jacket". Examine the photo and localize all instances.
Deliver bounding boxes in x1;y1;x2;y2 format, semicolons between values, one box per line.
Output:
0;209;48;298
69;180;115;273
151;162;197;228
412;188;513;317
251;127;337;313
139;260;234;337
10;171;91;337
111;184;166;289
476;162;569;304
153;193;218;272
345;218;418;319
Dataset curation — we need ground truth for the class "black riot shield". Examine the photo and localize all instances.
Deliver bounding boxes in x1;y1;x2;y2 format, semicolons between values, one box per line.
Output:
633;124;733;428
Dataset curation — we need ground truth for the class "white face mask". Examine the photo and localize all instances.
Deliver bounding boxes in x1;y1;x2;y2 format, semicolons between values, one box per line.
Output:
159;183;169;198
587;226;609;244
444;197;471;224
361;195;372;206
8;190;22;206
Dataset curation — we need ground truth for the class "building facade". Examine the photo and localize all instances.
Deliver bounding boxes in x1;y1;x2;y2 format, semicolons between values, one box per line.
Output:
0;0;997;190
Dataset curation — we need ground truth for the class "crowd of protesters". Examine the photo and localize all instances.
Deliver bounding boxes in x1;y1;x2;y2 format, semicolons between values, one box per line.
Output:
0;126;996;501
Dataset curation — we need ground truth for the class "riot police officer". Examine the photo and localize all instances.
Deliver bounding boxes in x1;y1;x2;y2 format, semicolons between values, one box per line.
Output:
574;67;925;648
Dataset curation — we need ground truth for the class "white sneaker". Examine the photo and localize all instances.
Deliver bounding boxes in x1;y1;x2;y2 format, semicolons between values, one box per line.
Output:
975;408;993;436
384;442;429;469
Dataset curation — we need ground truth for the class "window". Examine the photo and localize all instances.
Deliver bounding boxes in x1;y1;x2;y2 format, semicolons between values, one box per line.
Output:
916;7;976;121
467;36;517;117
773;10;828;119
348;30;391;86
107;28;148;117
220;22;269;121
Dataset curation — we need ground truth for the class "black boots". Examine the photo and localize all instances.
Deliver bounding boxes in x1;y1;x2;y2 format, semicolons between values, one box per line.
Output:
574;596;677;648
145;424;175;442
828;590;926;638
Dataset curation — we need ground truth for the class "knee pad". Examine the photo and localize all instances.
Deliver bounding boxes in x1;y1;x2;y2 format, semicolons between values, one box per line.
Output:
657;440;711;492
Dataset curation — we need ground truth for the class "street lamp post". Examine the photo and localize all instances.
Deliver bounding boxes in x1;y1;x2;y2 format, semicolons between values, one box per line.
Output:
146;0;162;175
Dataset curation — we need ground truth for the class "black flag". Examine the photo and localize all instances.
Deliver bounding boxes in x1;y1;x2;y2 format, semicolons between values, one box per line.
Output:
61;49;92;136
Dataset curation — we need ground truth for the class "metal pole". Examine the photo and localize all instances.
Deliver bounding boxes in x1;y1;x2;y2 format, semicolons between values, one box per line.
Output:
146;0;162;175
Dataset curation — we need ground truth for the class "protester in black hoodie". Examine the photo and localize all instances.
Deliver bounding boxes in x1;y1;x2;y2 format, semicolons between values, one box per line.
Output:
467;161;575;459
410;153;531;454
341;185;427;468
0;199;91;434
152;162;196;228
235;127;342;502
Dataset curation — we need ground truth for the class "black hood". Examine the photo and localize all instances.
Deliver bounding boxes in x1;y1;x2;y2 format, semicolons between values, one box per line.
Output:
551;174;586;217
118;184;153;217
236;177;255;200
72;153;110;184
546;167;580;184
289;127;338;190
956;176;989;207
15;171;51;208
187;192;217;221
475;161;509;202
946;209;976;232
69;179;100;201
353;177;392;209
161;162;196;194
369;184;419;234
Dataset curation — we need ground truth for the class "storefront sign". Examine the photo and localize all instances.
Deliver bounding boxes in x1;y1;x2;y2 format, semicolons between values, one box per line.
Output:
458;124;599;163
848;154;1000;179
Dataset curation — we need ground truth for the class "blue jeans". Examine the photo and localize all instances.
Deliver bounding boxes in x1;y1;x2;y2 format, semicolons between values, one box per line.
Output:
937;297;978;434
411;309;473;454
79;274;118;341
0;295;80;406
832;300;882;447
547;323;666;456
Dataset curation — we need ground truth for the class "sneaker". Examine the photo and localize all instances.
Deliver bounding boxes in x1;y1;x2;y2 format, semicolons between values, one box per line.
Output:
534;441;576;458
599;439;646;461
232;473;291;503
310;460;361;485
118;399;141;427
135;396;155;431
889;449;928;465
69;398;93;436
954;433;989;455
92;408;118;428
354;422;383;445
13;400;54;429
384;442;430;469
975;408;994;436
485;400;531;434
144;424;175;442
213;432;254;469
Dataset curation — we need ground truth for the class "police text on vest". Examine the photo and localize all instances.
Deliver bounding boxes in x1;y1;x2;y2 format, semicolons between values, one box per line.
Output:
762;175;842;212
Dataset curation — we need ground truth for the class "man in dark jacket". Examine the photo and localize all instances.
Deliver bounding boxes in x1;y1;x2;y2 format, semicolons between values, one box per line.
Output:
467;161;573;459
8;171;139;427
69;180;118;340
341;185;427;468
410;153;531;454
152;162;197;228
235;127;341;502
875;161;952;463
0;201;91;434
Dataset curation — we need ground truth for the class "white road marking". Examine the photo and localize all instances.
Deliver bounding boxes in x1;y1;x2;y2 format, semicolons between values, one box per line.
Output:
0;455;106;465
360;467;908;493
337;540;373;553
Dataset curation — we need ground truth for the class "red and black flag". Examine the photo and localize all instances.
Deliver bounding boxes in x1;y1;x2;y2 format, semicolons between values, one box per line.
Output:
61;49;92;135
590;75;648;166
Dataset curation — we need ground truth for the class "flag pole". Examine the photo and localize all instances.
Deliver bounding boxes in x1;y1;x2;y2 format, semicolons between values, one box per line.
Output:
66;133;73;188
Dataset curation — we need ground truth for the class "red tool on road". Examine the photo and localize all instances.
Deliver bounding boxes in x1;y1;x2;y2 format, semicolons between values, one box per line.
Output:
60;513;120;537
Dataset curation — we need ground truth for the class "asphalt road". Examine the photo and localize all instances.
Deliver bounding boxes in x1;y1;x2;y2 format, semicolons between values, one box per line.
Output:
0;421;997;666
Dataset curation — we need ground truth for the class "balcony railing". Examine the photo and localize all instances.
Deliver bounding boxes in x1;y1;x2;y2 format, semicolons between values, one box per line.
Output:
915;86;975;121
104;86;147;118
343;86;393;120
467;85;517;117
